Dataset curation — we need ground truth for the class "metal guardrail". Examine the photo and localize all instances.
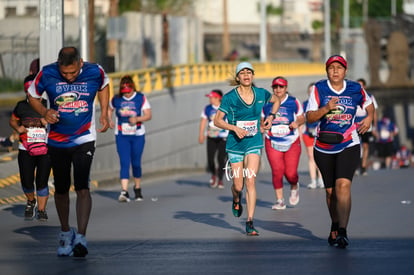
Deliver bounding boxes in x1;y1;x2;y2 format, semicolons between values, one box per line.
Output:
108;62;326;96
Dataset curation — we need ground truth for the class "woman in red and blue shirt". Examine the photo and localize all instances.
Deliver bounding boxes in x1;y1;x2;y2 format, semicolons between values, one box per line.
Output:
109;76;152;202
263;76;305;210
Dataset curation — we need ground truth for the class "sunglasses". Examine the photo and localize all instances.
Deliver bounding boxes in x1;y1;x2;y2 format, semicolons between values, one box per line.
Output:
272;85;286;88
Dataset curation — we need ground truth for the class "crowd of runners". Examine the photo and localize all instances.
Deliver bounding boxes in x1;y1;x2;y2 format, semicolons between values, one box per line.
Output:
5;48;413;258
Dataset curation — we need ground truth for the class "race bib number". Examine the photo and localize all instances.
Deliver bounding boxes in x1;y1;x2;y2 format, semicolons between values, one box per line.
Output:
121;123;137;135
237;120;258;137
271;124;290;137
380;129;390;140
27;127;46;143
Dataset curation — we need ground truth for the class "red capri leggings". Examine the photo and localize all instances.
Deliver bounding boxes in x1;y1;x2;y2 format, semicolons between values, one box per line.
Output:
265;137;301;189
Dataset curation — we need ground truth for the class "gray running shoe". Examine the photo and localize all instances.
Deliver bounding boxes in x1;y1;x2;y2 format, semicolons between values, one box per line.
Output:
24;199;37;220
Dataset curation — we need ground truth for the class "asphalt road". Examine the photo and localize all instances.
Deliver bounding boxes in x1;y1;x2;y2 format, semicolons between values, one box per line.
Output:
0;168;413;275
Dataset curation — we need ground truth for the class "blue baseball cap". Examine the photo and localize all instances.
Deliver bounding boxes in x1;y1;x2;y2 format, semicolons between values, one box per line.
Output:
235;62;254;75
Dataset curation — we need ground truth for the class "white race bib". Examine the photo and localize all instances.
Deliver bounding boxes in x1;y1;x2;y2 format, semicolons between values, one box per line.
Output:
271;124;290;137
27;127;46;143
237;120;257;137
121;123;137;135
380;129;390;140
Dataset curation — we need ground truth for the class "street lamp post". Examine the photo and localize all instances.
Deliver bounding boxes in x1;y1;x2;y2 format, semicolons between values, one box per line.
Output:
324;0;331;61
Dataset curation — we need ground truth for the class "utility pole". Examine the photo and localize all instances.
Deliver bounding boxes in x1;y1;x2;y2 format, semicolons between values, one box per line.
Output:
39;0;63;67
260;0;267;62
324;0;331;61
107;0;119;71
79;0;89;61
391;0;397;16
342;0;349;58
88;0;95;62
222;0;230;59
363;0;368;23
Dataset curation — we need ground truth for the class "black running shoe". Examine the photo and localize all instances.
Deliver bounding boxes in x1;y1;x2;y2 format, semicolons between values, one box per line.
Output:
134;187;143;201
37;210;48;221
232;191;243;218
73;234;88;258
336;228;349;249
24;199;37;220
328;231;338;246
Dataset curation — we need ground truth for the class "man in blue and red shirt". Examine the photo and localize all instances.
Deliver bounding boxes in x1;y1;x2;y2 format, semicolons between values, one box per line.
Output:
28;47;109;258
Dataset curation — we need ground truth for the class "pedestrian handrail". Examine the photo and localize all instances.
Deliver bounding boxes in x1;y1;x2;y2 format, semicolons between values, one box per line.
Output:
107;62;325;97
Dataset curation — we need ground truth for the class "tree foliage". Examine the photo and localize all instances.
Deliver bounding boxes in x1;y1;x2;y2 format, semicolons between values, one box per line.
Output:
119;0;194;15
332;0;404;28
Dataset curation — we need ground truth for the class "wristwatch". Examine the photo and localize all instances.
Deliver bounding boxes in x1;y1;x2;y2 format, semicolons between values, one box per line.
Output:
269;112;276;118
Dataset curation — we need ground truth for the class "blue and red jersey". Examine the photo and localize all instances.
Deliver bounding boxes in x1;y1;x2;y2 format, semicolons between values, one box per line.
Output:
200;104;228;138
110;92;151;136
377;117;398;143
302;99;319;137
263;94;303;147
306;79;372;153
28;62;109;148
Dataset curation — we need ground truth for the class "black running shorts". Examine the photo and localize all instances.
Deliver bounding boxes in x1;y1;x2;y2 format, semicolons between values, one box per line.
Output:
314;145;360;188
48;141;95;194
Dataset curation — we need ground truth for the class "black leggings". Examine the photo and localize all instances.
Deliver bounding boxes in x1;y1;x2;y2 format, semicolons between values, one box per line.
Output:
18;149;51;195
314;145;360;188
207;137;227;180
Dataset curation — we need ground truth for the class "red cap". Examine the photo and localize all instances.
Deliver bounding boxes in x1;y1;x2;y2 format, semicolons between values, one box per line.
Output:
205;90;222;98
23;74;35;93
272;78;287;87
120;83;134;93
326;55;347;69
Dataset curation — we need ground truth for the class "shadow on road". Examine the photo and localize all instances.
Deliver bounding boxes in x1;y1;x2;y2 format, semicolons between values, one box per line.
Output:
174;210;244;234
175;179;210;188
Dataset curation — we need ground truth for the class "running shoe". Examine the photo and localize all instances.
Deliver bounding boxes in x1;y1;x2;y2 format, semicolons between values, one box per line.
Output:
118;190;130;202
232;190;243;218
317;178;325;189
328;231;338;246
289;183;300;206
37;210;48;221
210;175;218;188
73;233;88;257
307;180;317;189
217;180;224;189
272;198;286;210
24;199;37;220
361;167;368;176
336;228;349;249
57;228;75;256
246;221;259;236
134;187;143;201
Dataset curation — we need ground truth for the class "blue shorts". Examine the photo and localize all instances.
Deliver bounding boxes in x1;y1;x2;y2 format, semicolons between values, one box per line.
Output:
227;149;261;164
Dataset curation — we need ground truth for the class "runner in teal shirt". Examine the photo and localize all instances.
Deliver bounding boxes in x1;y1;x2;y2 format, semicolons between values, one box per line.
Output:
214;62;280;236
219;86;272;154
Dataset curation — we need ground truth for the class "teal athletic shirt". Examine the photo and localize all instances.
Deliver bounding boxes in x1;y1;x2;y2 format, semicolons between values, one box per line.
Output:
218;86;272;154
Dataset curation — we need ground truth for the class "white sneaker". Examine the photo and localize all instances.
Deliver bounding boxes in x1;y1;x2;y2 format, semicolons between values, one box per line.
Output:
272;199;286;210
307;180;317;189
57;228;76;256
118;191;130;202
73;233;88;257
289;183;300;206
317;178;324;188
